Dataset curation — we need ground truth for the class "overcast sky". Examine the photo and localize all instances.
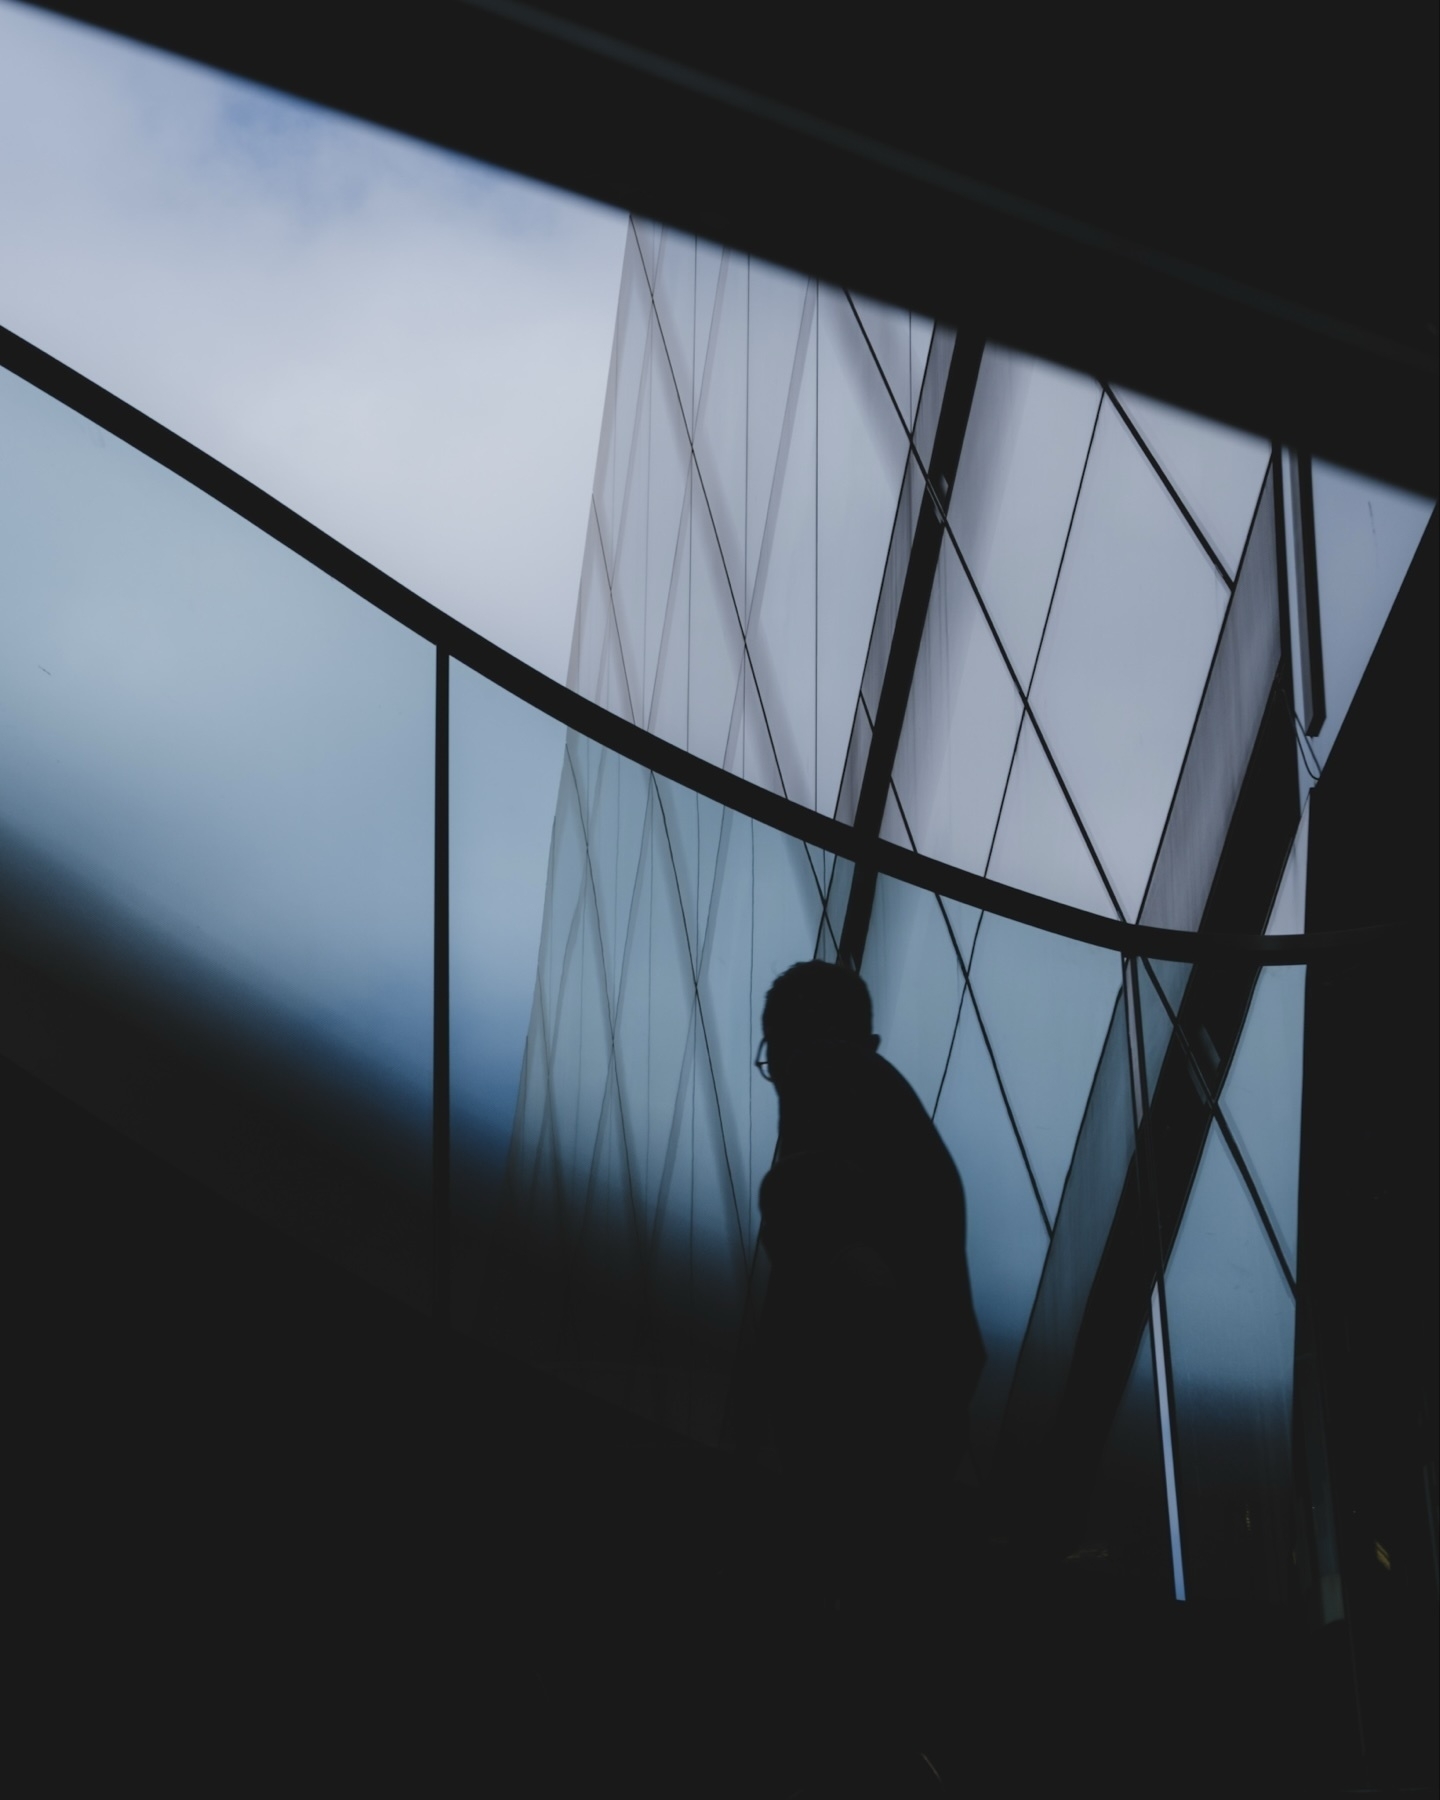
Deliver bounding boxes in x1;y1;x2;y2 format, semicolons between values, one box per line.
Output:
0;0;628;681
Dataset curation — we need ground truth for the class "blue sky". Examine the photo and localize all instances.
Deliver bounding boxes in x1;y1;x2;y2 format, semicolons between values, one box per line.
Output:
0;0;628;679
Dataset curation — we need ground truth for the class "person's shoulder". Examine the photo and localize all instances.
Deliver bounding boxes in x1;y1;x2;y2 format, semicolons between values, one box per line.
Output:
871;1054;932;1125
871;1055;964;1196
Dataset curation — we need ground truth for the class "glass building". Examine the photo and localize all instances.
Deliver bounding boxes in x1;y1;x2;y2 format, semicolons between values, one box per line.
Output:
2;7;1435;1782
3;210;1432;1616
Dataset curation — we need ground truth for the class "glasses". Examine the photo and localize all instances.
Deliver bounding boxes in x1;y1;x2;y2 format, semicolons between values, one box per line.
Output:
754;1033;876;1082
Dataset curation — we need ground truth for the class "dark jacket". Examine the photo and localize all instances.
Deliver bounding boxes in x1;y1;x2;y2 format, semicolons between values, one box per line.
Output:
754;1048;984;1482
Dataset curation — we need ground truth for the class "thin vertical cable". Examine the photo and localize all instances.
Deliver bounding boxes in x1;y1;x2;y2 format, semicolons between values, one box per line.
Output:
1291;452;1327;736
814;282;819;814
433;648;451;1334
1149;1282;1187;1600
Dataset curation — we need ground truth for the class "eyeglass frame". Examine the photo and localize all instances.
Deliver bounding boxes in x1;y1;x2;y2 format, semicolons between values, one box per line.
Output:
754;1032;880;1082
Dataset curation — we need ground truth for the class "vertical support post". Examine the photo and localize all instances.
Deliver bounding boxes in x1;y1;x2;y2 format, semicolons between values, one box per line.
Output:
1286;450;1327;736
433;648;451;1335
1272;446;1297;720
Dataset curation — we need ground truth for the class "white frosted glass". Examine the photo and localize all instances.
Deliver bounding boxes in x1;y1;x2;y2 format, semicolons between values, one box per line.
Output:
567;512;611;697
889;538;1024;876
747;308;818;808
682;495;747;769
1029;400;1230;919
692;240;726;409
950;348;1101;687
910;316;934;425
986;721;1117;918
1307;463;1434;771
602;342;652;724
744;263;813;610
1114;387;1271;579
816;287;911;816
650;227;698;429
730;661;786;798
849;289;922;426
631;218;661;280
933;997;1051;1468
967;912;1122;1220
1218;966;1305;1280
591;231;652;594
640;337;694;726
692;251;749;607
643;482;691;752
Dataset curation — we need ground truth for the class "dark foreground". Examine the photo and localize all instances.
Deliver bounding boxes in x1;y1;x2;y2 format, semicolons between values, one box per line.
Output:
10;1050;1429;1797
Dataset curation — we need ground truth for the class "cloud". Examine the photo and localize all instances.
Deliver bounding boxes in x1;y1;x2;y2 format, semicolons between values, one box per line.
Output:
0;0;627;680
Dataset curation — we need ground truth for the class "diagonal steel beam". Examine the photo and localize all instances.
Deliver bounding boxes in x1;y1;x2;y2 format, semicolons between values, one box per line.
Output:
837;332;985;968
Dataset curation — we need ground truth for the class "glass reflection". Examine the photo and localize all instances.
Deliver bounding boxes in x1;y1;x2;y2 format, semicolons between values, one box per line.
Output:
0;364;434;1303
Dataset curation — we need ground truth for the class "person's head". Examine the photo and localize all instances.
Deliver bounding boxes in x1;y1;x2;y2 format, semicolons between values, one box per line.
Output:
759;960;878;1094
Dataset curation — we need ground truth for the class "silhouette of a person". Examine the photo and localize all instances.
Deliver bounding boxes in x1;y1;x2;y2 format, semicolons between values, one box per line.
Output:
749;960;984;1613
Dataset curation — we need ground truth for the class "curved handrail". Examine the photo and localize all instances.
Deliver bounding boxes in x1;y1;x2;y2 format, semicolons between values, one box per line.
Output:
0;323;1384;967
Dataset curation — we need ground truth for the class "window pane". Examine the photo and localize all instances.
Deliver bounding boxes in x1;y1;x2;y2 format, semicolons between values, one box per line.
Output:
650;226;701;433
1138;959;1192;1102
1002;993;1134;1452
0;364;434;1304
1217;967;1305;1282
592;229;654;619
849;289;923;428
887;537;1023;878
1112;387;1271;581
496;731;833;1440
1165;1123;1296;1605
692;248;749;619
950;347;1101;689
816;286;912;815
490;716;1155;1454
1029;399;1231;919
1139;462;1283;931
863;876;965;1117
1306;462;1434;773
986;719;1116;918
967;913;1122;1221
932;994;1050;1470
746;282;818;807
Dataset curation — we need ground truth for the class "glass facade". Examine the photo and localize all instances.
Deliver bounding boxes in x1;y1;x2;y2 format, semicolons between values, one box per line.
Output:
0;364;435;1307
1;211;1433;1610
